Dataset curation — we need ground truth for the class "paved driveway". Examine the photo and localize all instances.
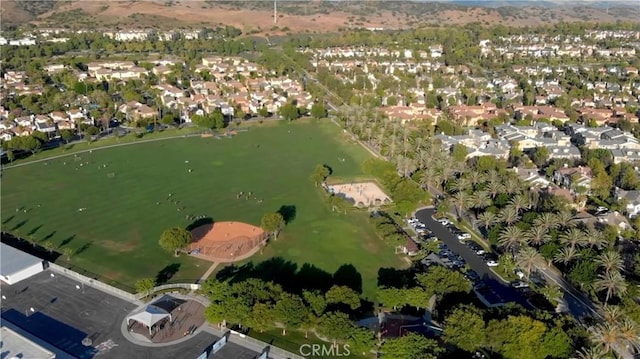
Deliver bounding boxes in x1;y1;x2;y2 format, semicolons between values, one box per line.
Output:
415;208;532;309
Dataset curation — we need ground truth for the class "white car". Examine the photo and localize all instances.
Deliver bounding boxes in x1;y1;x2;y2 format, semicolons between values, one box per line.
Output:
437;218;451;226
457;233;471;240
486;260;499;267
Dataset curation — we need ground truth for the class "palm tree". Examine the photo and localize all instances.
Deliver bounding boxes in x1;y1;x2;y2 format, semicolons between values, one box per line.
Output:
585;228;608;250
504;178;522;195
618;318;640;352
573;346;608;359
526;226;550;247
597;250;624;275
534;212;558;232
600;305;624;325
452;191;470;220
516;246;544;278
540;283;563;304
396;155;416;179
467;171;485;187
486;181;504;199
477;212;497;231
560;228;586;250
448;177;470;194
509;193;531;213
555;211;575;230
595;271;628;303
62;247;74;261
469;191;491;214
499;206;520;226
43;241;55;253
554;246;580;266
498;226;526;255
589;323;621;354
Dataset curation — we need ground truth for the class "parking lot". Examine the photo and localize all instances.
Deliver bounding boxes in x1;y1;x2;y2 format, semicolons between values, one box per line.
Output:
0;271;259;359
414;208;533;308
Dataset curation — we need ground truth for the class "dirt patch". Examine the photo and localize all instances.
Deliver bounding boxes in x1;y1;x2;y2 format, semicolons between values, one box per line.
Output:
102;271;122;281
101;237;141;253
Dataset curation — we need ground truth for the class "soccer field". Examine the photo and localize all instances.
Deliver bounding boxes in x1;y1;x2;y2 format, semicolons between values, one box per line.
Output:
1;120;405;297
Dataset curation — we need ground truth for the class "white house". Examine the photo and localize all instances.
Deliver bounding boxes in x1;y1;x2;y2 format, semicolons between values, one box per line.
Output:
616;189;640;217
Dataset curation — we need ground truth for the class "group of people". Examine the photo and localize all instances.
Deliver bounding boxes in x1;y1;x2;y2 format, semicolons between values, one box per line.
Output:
235;191;263;203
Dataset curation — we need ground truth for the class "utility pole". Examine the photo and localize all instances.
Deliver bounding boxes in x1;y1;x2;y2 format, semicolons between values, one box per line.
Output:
274;0;277;25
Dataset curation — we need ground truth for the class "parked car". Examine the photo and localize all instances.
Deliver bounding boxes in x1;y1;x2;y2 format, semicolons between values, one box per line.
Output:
511;281;529;289
467;242;486;255
457;233;471;240
483;253;499;267
437;218;451;226
465;270;481;282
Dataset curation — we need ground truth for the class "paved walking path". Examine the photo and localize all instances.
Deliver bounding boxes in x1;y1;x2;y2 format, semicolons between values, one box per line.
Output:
198;262;219;283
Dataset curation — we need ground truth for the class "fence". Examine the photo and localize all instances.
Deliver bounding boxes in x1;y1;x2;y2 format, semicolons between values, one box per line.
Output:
205;327;304;359
48;262;139;302
48;263;201;303
134;283;202;300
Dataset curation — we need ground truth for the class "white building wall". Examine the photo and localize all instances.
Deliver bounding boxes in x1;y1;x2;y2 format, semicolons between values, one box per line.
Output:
1;262;44;285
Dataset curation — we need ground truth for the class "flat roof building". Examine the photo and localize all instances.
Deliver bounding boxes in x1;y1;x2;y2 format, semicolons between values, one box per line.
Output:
1;326;56;359
0;243;45;285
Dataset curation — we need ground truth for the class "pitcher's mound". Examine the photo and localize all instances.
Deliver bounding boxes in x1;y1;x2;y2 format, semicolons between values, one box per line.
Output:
187;221;266;262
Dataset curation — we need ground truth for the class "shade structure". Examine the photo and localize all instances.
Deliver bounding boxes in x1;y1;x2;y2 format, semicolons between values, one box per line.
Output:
127;305;172;335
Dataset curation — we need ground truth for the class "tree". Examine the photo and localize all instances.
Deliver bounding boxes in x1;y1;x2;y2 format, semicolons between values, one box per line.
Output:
273;293;308;335
532;146;550;166
6;149;14;164
498;226;526;255
310;103;328;119
261;212;285;240
161;113;176;125
415;266;472;299
379;332;443;359
212;110;225;129
249;302;276;333
516;246;544;279
62;247;74;261
443;306;486;352
60;129;74;144
595;271;628;303
348;326;376;356
325;285;361;311
135;278;156;297
310;164;331;187
43;241;55;253
377;287;406;310
159;227;192;256
318;311;354;344
279;103;300;122
451;143;468;162
303;290;327;316
596;250;624;275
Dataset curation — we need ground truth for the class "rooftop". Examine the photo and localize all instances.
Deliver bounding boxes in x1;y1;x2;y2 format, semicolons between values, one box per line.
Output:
1;243;43;278
0;326;56;359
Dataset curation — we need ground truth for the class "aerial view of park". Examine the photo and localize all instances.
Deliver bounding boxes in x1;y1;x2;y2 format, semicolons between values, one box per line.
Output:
0;120;405;298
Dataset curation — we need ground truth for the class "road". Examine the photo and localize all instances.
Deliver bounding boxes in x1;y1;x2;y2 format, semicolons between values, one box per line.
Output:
415;208;532;309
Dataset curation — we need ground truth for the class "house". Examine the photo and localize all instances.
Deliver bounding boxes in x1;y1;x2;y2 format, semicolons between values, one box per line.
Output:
553;166;593;189
512;167;551;187
400;239;420;256
615;189;640;217
611;149;640;164
118;101;157;120
49;111;68;123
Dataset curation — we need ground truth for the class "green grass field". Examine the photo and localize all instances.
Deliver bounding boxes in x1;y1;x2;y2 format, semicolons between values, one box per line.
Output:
1;120;405;297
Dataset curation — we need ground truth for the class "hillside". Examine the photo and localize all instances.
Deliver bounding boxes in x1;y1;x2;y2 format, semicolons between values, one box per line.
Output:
1;0;639;32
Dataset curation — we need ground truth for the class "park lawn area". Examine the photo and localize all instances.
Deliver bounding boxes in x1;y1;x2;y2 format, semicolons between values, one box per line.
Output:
1;120;405;294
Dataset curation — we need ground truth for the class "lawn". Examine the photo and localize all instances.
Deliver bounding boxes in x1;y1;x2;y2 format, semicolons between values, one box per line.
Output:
1;120;405;297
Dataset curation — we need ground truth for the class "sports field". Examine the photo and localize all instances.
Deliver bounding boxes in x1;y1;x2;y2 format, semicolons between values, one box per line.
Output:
1;120;405;296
